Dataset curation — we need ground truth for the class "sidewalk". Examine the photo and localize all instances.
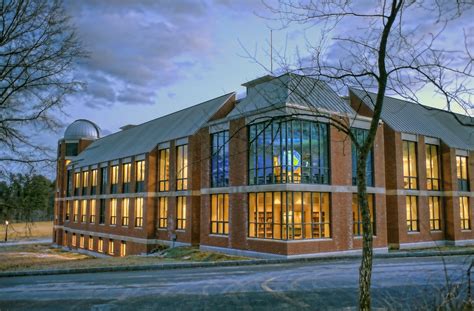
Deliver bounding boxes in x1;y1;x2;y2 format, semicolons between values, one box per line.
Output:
1;247;473;278
0;238;51;247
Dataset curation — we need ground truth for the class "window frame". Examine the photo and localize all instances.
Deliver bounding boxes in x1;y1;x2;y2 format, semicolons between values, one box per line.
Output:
352;193;376;236
176;145;188;191
456;155;469;192
210;194;229;235
426;144;441;191
110;199;117;225
121;198;130;226
406;195;419;232
135;160;146;192
122;162;131;193
159;149;169;191
428;196;442;231
460;196;471;230
176;196;187;230
134;197;144;228
402;140;418;190
211;131;229;188
158;197;168;229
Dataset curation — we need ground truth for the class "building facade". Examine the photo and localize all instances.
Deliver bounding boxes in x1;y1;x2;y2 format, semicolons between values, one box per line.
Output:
53;73;473;257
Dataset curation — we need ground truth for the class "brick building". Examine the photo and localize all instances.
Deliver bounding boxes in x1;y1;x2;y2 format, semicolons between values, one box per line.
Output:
53;73;473;258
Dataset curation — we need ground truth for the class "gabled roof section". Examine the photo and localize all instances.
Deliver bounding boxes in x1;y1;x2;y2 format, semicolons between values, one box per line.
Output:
228;73;355;118
71;92;235;167
350;88;474;150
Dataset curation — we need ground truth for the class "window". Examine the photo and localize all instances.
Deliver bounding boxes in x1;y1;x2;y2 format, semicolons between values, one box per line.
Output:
66;170;73;197
135;197;143;227
81;200;87;223
460;196;470;230
65;142;78;156
135;160;146;192
158;150;170;192
88;236;94;250
406;196;418;232
249;192;330;240
91;169;98;195
99;199;106;224
426;144;440;190
65;201;70;221
79;234;84;248
121;198;129;226
457;156;469;191
72;233;77;247
428;196;441;231
73;200;79;222
352;194;375;236
90;200;96;223
110;199;117;225
403;141;418;189
176;145;188;190
108;239;114;255
98;238;104;253
211;194;229;235
74;172;81;196
120;241;127;257
63;231;68;246
111;165;119;194
351;128;374;187
82;170;89;195
211;131;229;187
158;197;168;228
100;167;108;194
122;163;131;193
249;119;329;185
176;196;186;230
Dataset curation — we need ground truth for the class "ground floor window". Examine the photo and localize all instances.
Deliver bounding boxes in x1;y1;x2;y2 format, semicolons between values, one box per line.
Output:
352;194;375;236
122;198;129;226
79;234;84;248
428;196;441;231
88;236;94;250
110;199;117;225
63;231;68;246
98;238;103;253
72;233;77;247
81;200;87;223
460;196;470;230
406;196;418;232
108;239;114;255
211;194;229;235
135;198;144;228
158;197;168;229
176;196;186;230
120;241;126;257
248;192;330;240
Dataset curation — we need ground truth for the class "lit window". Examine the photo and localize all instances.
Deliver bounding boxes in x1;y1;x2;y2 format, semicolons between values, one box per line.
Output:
158;197;168;228
108;239;114;255
457;156;469;191
352;194;375;236
211;131;229;187
90;200;96;223
121;198;129;226
211;194;229;235
81;200;87;223
249;192;330;240
351;128;374;187
88;236;94;250
82;170;89;195
135;160;146;192
91;169;98;195
110;199;117;225
98;238;103;253
249;119;329;185
79;234;84;248
135;198;143;227
176;145;188;190
63;231;68;246
65;201;70;221
111;165;119;194
428;196;441;231
406;196;418;232
73;200;79;222
120;241;126;257
122;163;131;193
176;196;186;230
72;233;77;247
159;150;169;191
74;172;81;195
460;196;470;230
426;144;440;190
403;141;418;189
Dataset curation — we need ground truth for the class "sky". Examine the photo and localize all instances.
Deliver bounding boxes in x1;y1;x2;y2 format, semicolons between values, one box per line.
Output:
56;0;472;140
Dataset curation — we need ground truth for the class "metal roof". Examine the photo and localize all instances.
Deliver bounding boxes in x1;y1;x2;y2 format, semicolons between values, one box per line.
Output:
350;88;474;150
228;73;355;118
71;92;235;167
64;119;100;140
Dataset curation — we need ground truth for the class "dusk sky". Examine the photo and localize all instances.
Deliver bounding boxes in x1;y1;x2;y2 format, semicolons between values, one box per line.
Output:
58;1;473;140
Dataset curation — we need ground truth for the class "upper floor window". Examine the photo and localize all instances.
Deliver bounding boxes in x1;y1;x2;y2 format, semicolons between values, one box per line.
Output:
65;201;70;221
352;194;375;236
111;165;119;194
81;200;87;223
248;119;329;186
176;145;188;190
135;197;144;228
82;171;89;195
99;199;106;224
66;170;73;197
426;144;440;191
211;131;229;187
121;198;129;226
100;167;108;194
457;155;469;191
159;149;169;191
110;199;117;225
403;141;418;190
65;142;78;157
122;163;131;193
90;199;96;223
74;172;80;196
351;128;374;187
91;169;98;195
73;200;79;222
136;160;146;192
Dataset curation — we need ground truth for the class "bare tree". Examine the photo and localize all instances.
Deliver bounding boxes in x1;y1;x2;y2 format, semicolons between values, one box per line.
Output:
257;1;474;309
0;0;86;176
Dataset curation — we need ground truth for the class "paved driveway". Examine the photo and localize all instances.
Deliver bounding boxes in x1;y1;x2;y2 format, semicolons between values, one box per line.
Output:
0;255;472;310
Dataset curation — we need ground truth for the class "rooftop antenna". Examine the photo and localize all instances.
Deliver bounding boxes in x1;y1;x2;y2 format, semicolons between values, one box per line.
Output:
270;29;273;74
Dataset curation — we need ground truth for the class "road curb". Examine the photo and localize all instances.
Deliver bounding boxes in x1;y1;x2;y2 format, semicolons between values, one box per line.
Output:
1;249;473;278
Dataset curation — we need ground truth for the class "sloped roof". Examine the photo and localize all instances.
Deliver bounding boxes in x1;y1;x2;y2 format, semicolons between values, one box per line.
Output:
71;92;235;167
228;73;355;118
350;88;474;150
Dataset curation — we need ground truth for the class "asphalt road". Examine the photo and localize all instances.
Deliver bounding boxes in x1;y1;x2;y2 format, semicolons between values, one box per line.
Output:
0;255;472;310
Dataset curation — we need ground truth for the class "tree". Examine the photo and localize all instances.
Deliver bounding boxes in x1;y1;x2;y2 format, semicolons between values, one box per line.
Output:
261;1;473;309
0;0;86;175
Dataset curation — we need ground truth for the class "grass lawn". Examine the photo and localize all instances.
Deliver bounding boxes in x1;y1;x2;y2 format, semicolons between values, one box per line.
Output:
0;243;249;272
0;221;52;241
